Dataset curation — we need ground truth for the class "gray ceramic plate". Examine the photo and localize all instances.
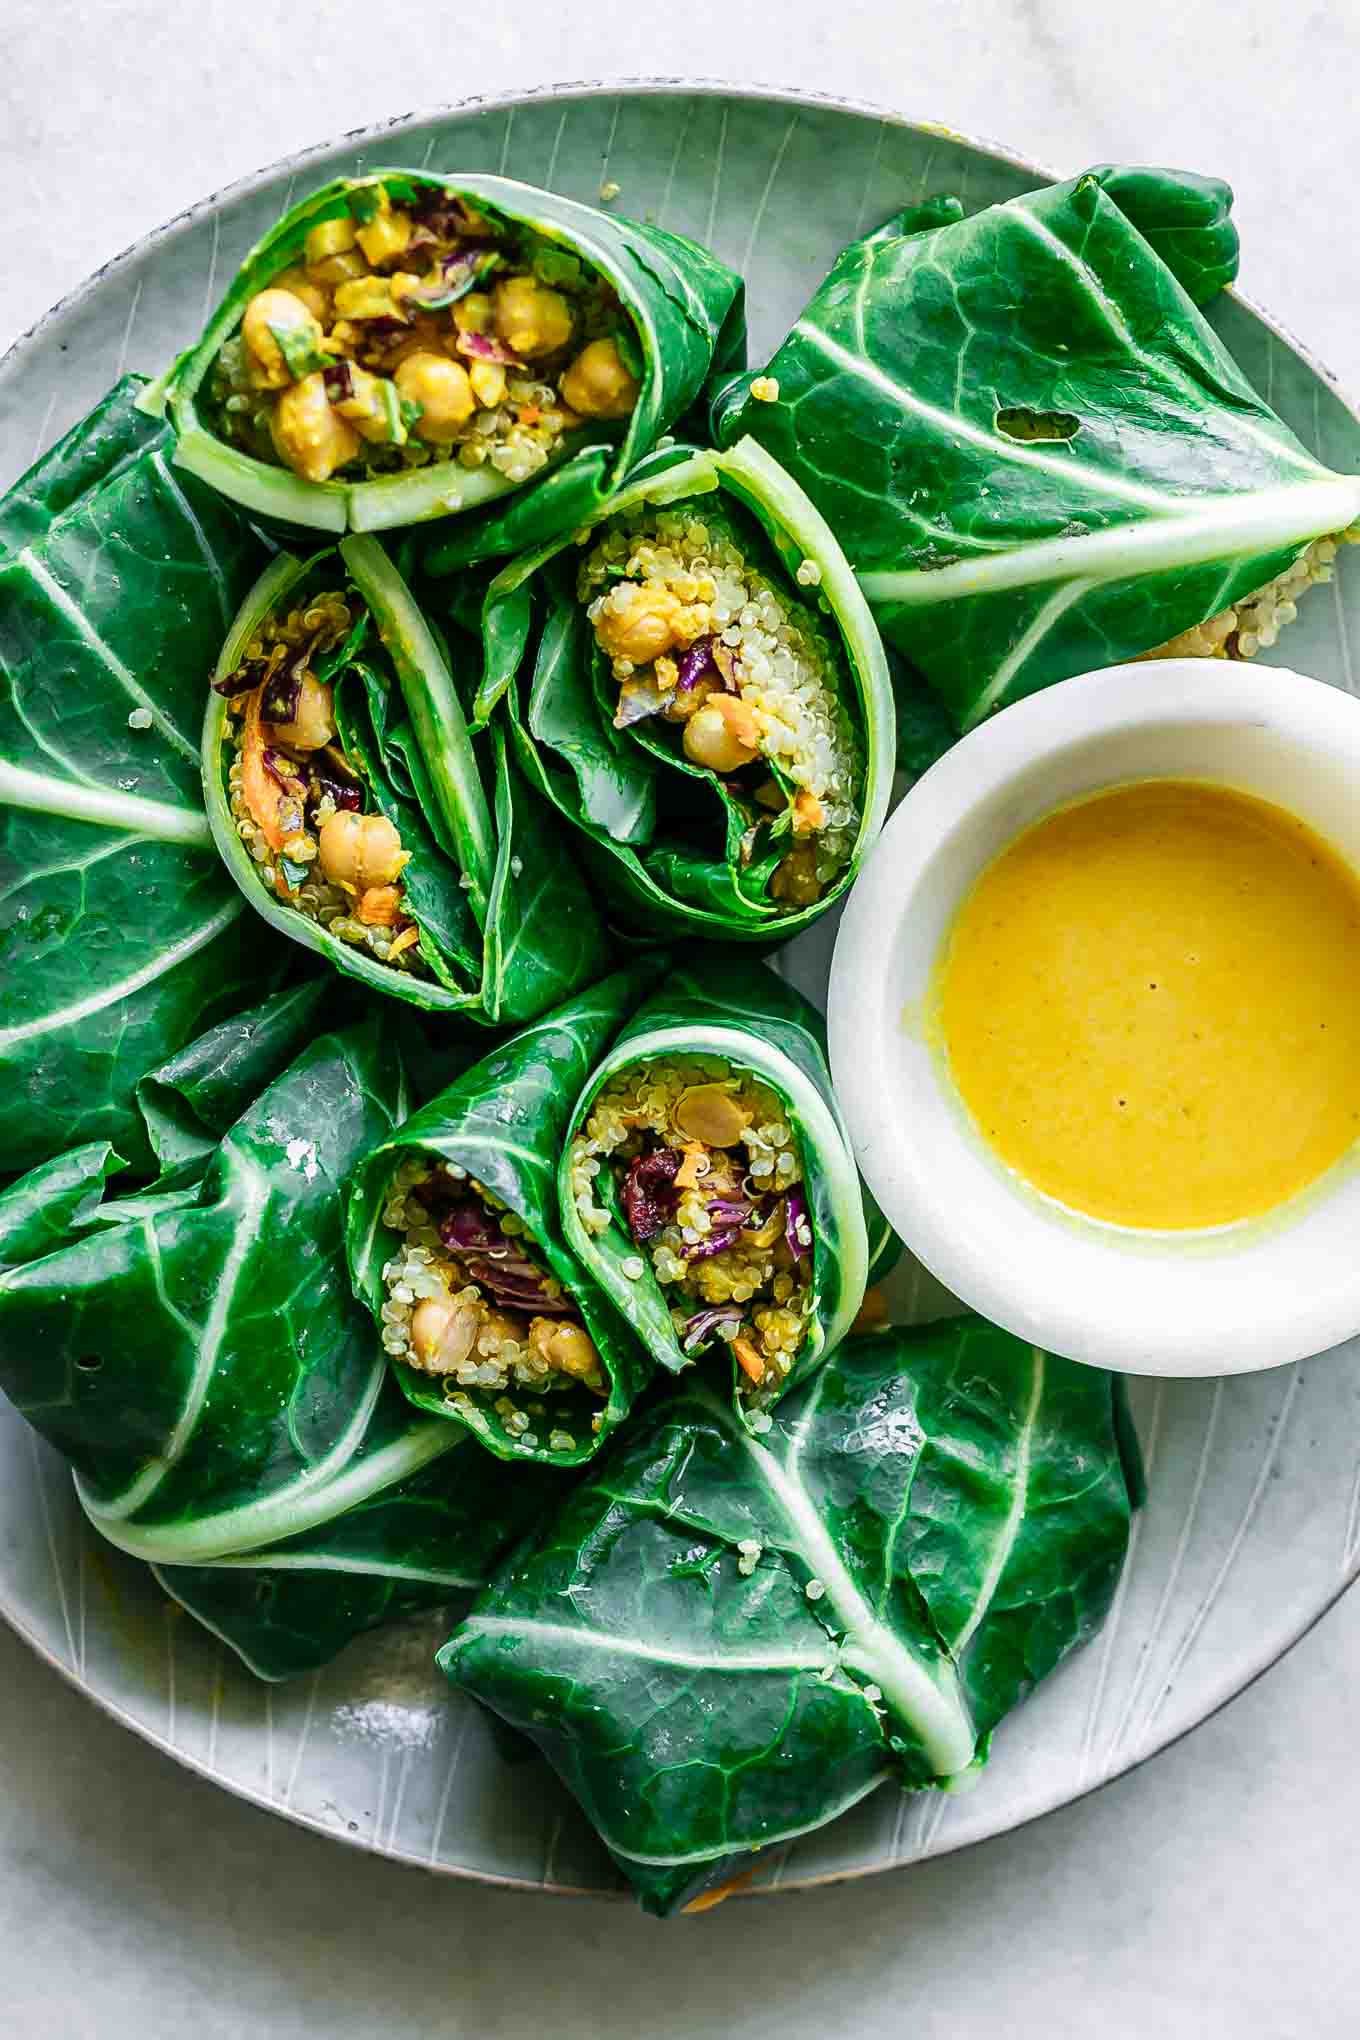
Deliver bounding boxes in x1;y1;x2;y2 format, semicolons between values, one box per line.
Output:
3;81;1359;1903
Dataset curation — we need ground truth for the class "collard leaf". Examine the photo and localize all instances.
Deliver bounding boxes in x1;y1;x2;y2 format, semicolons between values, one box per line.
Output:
155;1446;564;1682
0;430;288;1175
717;167;1360;729
166;171;743;545
347;968;655;1467
441;1316;1137;1915
0;375;161;564
466;440;894;942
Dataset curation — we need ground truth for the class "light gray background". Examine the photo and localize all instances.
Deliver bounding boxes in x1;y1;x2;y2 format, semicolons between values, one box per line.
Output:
3;7;1359;2035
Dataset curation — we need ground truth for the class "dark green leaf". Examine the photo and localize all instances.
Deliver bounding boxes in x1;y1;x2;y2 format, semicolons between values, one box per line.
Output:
0;375;163;566
0;427;288;1175
717;167;1360;730
442;1316;1137;1914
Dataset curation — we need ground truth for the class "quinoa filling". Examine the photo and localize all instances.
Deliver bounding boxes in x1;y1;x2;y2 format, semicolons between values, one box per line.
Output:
207;181;642;490
577;503;863;908
1146;529;1360;660
569;1055;814;1398
215;586;427;976
379;1156;607;1453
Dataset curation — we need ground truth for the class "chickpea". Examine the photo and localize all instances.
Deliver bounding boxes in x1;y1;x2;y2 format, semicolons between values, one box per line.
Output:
410;1296;481;1374
528;1318;605;1392
674;1083;752;1148
304;216;358;267
263;672;335;753
493;275;575;359
317;810;408;889
769;846;822;909
272;266;331;323
394;352;476;443
270;373;361;483
682;694;761;774
595;583;683;665
242;288;324;389
560;337;641;420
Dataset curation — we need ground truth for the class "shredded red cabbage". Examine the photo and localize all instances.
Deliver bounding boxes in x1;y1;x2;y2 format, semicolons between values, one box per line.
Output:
212;659;269;699
684;1225;744;1263
322;360;356;405
261;748;306;795
681;1304;745;1353
260;659;304;727
676;637;718;691
621;1147;681;1242
785;1188;812;1262
455;328;525;368
439;1199;573;1315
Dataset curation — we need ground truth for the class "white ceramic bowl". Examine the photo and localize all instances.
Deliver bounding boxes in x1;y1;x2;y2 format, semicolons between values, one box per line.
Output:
830;659;1360;1376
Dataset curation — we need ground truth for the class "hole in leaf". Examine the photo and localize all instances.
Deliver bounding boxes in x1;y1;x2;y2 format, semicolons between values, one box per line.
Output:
75;1354;102;1373
995;406;1081;444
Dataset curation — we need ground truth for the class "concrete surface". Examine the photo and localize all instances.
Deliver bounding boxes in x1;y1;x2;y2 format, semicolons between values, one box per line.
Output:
3;5;1359;2034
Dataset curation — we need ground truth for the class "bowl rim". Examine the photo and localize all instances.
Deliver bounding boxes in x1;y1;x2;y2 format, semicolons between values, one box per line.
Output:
830;657;1360;1378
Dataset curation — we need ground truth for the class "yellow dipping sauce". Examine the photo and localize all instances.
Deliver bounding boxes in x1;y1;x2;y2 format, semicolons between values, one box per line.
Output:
937;780;1360;1229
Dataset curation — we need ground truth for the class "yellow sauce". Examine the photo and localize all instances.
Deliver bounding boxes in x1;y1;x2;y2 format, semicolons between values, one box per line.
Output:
936;780;1360;1229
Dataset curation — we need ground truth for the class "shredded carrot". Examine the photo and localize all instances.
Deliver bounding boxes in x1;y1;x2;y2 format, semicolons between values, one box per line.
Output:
357;884;403;927
732;1336;765;1385
516;404;542;426
674;1143;707;1191
239;686;296;854
682;1868;760;1914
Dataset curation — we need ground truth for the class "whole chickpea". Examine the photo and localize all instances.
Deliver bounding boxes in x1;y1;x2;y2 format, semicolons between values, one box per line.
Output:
393;352;476;443
263;672;335;753
317;810;408;889
242;289;324;388
493;275;575;358
594;583;683;665
560;337;640;420
270;374;361;483
410;1295;481;1374
682;694;761;773
528;1318;604;1390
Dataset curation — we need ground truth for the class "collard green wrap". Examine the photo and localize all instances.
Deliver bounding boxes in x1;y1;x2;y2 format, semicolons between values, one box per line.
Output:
442;1316;1139;1915
346;967;656;1469
439;437;894;941
0;394;291;1177
714;165;1360;730
205;536;609;1022
560;955;869;1425
163;170;744;543
0;991;562;1680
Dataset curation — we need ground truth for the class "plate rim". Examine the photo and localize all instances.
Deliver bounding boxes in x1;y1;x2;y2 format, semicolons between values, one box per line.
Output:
3;73;1358;1905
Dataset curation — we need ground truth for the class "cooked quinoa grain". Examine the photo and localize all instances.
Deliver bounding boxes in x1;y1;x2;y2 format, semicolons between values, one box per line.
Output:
207;181;643;490
378;1155;606;1448
1145;529;1360;661
578;504;862;903
569;1053;814;1396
